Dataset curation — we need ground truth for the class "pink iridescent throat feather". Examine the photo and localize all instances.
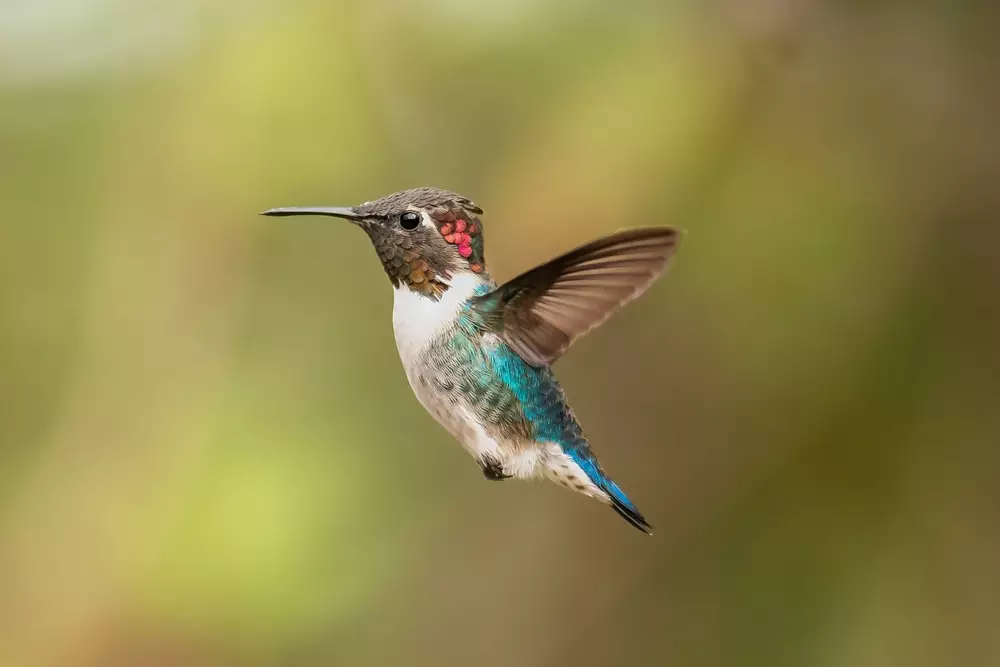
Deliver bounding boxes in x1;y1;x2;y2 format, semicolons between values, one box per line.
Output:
431;209;484;273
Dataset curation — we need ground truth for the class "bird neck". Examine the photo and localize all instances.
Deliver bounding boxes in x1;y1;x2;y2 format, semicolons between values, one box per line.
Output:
392;272;493;349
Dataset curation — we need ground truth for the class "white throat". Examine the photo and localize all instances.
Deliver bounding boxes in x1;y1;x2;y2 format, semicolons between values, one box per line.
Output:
391;272;486;361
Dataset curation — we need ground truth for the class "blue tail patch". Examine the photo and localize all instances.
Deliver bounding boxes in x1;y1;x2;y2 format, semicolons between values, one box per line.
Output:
567;449;652;534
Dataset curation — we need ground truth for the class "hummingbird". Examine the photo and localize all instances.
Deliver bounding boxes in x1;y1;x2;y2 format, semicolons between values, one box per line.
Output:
262;188;680;533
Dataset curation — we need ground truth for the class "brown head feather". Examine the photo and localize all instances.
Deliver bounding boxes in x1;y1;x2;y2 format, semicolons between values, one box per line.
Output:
355;188;487;298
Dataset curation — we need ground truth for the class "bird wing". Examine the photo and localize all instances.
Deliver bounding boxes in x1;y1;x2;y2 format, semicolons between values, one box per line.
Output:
470;227;680;367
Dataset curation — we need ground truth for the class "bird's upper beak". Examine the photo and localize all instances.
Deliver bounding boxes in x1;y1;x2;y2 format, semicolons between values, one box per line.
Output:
260;206;362;222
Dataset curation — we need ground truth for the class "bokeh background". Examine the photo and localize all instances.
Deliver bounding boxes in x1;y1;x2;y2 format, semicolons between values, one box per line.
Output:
2;1;998;665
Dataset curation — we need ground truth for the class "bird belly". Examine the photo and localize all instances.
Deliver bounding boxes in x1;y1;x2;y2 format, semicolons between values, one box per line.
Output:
394;336;550;480
405;364;483;453
402;359;546;476
398;353;606;491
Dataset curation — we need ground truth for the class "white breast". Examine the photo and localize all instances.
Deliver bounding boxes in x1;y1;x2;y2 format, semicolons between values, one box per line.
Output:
391;272;484;366
391;272;483;440
391;273;534;473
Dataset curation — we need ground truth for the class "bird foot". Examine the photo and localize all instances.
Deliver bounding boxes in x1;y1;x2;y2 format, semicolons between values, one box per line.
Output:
480;456;512;481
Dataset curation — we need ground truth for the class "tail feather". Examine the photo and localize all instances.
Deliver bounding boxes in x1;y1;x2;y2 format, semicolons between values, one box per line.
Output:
603;479;653;535
563;448;652;534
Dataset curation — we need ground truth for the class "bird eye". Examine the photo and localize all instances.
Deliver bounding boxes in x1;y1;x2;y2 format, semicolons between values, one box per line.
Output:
400;211;421;230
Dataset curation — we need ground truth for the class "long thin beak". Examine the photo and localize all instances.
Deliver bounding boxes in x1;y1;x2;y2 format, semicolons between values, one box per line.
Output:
260;206;362;221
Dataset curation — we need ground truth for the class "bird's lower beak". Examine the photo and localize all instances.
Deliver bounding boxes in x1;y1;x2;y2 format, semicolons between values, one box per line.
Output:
260;206;362;222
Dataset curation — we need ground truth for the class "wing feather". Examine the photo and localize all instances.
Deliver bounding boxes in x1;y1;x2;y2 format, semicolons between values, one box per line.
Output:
471;227;681;367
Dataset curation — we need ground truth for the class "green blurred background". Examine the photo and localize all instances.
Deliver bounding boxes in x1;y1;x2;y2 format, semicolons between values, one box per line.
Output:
2;1;998;665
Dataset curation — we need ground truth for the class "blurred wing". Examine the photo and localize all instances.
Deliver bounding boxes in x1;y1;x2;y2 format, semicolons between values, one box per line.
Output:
471;227;680;367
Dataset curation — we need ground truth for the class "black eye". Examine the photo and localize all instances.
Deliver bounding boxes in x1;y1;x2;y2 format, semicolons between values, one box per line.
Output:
400;211;421;230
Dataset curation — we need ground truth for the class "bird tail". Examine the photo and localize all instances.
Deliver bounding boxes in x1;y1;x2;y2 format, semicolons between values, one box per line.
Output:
601;478;653;535
563;449;652;534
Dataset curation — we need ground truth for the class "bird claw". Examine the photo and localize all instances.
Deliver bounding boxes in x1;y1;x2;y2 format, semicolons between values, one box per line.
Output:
480;456;512;481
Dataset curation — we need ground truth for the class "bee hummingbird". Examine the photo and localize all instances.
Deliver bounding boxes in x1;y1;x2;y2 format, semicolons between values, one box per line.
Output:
262;188;680;533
